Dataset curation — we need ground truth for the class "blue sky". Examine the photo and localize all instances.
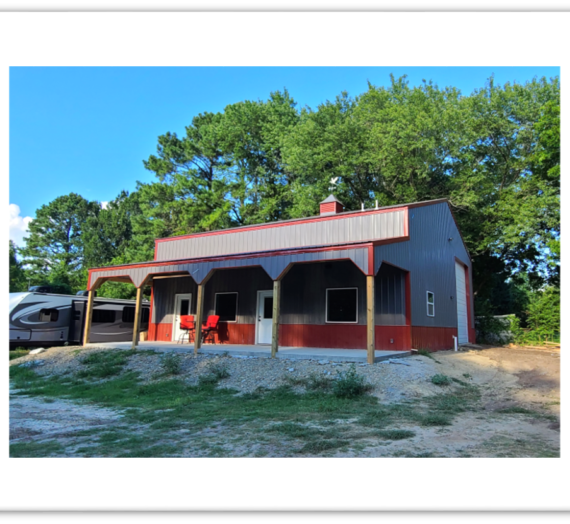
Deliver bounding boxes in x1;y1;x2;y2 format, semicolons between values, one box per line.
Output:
9;66;559;245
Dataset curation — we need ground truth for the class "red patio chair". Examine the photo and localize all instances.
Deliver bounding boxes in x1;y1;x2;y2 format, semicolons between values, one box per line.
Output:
178;315;195;344
201;315;220;344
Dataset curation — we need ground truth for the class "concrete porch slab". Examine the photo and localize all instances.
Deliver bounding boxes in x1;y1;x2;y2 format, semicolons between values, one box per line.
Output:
86;341;410;363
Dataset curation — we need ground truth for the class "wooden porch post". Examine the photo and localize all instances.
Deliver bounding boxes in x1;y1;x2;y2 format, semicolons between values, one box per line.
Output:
271;279;281;358
366;275;375;364
131;286;143;350
194;283;204;355
82;289;95;346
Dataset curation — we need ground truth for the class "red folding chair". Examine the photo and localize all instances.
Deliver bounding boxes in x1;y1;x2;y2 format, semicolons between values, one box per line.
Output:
201;315;220;344
178;315;195;344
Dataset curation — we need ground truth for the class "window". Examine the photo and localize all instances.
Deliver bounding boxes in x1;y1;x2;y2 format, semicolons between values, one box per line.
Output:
39;308;59;322
122;307;149;323
122;307;135;323
427;291;435;317
215;293;238;322
92;309;116;323
326;288;358;323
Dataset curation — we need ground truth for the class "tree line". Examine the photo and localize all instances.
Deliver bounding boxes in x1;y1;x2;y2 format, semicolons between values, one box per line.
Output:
10;75;560;331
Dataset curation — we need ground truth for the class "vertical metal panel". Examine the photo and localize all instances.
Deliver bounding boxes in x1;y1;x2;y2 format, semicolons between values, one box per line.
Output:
280;260;367;326
201;267;273;324
153;277;197;325
375;203;472;330
155;209;406;261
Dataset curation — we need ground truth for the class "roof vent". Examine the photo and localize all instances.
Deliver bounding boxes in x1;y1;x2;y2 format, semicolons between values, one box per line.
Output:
319;195;344;216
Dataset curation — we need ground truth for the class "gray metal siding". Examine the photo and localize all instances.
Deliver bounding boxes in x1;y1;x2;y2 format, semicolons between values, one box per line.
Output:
281;260;367;325
374;203;472;329
376;263;406;326
152;277;196;324
203;267;273;324
155;209;406;261
152;268;272;325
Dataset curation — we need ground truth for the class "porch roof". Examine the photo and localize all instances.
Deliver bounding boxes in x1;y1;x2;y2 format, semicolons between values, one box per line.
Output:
87;241;377;290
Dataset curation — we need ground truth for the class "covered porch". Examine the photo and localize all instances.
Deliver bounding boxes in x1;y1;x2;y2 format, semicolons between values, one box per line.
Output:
85;236;411;364
85;341;411;363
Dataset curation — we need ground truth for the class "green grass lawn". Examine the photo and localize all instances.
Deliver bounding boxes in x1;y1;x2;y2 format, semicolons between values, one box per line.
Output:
9;350;489;458
9;348;30;361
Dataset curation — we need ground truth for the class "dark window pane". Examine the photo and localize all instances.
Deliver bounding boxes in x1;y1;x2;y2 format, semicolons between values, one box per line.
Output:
122;306;149;323
122;307;135;323
215;293;238;322
327;289;357;323
180;299;189;316
263;296;273;319
93;309;115;323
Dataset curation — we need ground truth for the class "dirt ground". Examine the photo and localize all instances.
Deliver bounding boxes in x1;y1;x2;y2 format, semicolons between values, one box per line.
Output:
9;345;560;457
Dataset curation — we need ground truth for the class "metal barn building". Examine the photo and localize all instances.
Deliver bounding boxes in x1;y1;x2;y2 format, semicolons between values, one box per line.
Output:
85;197;476;363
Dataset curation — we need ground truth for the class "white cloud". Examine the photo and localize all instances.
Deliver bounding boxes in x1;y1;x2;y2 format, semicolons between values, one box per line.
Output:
101;201;109;210
9;203;33;247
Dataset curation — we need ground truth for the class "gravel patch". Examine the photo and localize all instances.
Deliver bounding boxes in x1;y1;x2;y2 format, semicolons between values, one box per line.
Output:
9;344;445;399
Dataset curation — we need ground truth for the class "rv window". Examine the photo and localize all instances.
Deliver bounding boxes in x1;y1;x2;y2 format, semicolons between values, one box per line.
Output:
39;309;59;322
122;307;150;323
326;288;358;323
215;293;238;322
122;307;135;323
92;309;116;323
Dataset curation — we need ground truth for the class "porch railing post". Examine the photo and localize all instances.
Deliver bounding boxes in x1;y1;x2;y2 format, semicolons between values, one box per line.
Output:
271;279;281;358
82;289;95;346
131;286;143;350
194;283;204;355
366;275;375;364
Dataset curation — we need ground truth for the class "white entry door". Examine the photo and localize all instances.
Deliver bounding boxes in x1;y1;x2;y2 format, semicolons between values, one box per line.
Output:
172;293;192;342
455;261;469;344
256;290;273;345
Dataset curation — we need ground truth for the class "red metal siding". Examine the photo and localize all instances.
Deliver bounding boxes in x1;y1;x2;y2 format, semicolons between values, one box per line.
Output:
375;326;412;351
153;322;173;342
148;322;157;341
279;324;366;349
209;323;255;345
319;201;343;215
151;322;255;345
411;326;457;351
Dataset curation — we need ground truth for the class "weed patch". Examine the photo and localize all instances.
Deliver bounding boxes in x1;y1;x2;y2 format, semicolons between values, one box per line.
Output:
431;374;452;386
10;440;64;458
333;365;373;399
78;350;129;379
161;353;182;375
9;349;30;361
420;414;452;426
206;361;231;380
375;429;416;440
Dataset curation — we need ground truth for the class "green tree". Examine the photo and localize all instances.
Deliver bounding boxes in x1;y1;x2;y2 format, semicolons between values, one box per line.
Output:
19;193;99;292
9;241;28;292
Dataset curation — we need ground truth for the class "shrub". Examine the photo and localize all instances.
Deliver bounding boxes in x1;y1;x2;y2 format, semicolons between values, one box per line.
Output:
161;353;182;375
206;361;230;380
333;365;372;399
431;374;452;386
475;300;513;345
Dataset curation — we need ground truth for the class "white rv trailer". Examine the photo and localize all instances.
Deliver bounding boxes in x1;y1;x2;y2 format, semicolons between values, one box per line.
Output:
9;292;150;348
